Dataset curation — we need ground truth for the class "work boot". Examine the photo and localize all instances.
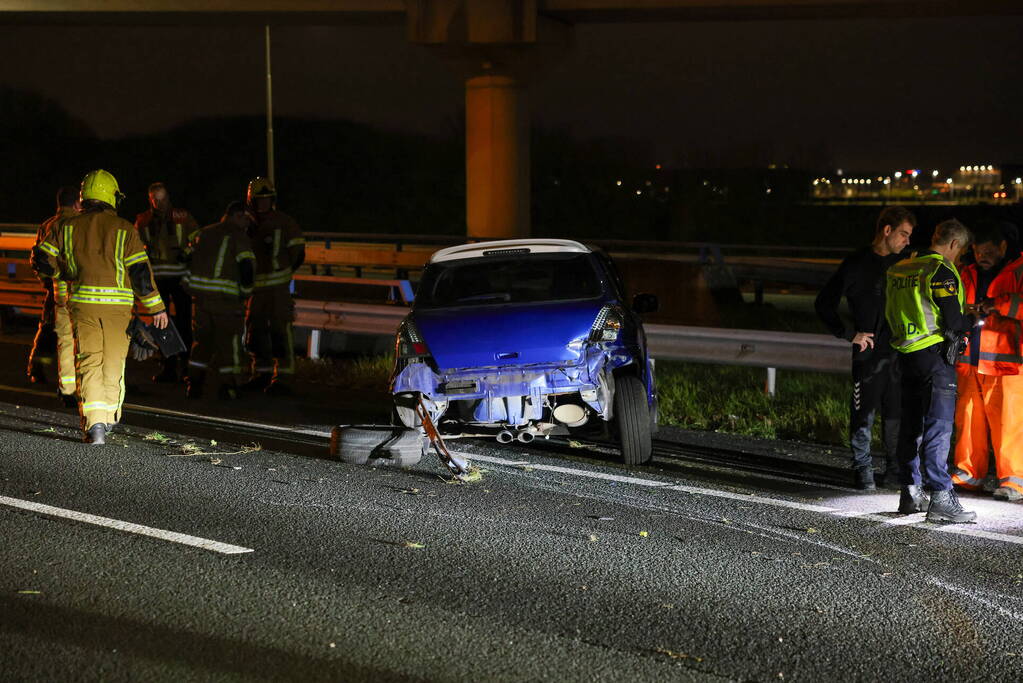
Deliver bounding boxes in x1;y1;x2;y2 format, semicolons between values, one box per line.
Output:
241;374;272;392
185;375;204;399
992;486;1023;503
264;380;292;397
84;423;106;445
56;389;77;409
217;384;239;401
926;489;977;524
27;363;47;384
854;466;877;491
152;365;179;383
981;474;1000;494
898;485;929;514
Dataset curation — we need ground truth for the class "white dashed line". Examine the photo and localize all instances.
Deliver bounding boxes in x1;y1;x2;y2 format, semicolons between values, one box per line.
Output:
0;495;254;555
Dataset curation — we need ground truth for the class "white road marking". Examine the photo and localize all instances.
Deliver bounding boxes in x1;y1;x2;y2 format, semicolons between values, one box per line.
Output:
464;453;1023;548
0;495;254;555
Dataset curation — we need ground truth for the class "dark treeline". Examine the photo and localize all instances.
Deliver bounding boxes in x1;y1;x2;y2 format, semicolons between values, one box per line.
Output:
4;85;1020;245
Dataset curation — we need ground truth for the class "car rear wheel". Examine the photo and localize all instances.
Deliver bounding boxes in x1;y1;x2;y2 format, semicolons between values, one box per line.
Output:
614;374;652;465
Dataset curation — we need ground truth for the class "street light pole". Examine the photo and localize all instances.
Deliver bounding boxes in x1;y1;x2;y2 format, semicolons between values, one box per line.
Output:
265;25;275;186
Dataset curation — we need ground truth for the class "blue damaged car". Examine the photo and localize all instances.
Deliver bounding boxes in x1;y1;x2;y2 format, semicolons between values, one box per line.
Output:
390;239;659;464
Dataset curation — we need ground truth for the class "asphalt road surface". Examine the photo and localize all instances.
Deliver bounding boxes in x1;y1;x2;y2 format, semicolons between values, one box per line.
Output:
2;392;1022;682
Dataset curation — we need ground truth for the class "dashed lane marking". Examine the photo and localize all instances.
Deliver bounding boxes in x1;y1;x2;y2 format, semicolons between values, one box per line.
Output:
0;495;254;555
466;454;1023;547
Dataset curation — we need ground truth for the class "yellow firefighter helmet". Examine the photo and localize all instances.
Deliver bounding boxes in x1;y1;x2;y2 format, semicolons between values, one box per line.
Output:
246;176;276;210
80;169;125;208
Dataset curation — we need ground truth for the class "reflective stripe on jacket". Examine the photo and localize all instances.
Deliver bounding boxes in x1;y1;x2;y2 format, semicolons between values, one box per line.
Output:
958;256;1023;375
135;207;199;279
886;252;964;353
183;220;255;302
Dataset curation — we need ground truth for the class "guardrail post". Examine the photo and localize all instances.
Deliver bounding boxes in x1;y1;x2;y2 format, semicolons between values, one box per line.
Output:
308;329;321;359
765;367;777;397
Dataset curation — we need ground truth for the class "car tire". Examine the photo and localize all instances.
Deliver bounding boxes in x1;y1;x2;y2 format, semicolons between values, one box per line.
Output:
330;427;426;467
614;374;653;465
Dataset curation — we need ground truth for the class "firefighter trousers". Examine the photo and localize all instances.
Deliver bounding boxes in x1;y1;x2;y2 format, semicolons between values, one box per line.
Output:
849;350;901;471
246;286;295;381
69;303;132;430
953;369;1023;496
189;298;246;386
54;303;76;396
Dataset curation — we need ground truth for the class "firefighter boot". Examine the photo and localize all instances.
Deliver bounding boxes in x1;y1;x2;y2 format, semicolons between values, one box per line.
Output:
186;370;205;399
85;424;106;445
217;384;239;401
241;373;272;392
926;489;977;524
898;485;929;514
854;466;876;491
992;486;1023;502
56;388;77;409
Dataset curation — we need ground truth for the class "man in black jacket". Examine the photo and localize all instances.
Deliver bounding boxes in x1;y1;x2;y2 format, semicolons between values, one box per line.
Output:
816;206;915;490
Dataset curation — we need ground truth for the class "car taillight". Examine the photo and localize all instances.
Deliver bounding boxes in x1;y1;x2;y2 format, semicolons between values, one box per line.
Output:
396;318;432;359
589;306;623;342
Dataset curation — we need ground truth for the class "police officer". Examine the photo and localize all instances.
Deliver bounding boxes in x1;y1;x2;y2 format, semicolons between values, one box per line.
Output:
135;182;199;382
885;218;977;523
183;201;256;400
243;177;305;395
28;186;79;407
816;206;914;490
37;170;167;444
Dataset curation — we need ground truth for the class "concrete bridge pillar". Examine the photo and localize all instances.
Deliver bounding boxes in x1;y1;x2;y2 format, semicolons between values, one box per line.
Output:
408;0;570;239
465;73;529;239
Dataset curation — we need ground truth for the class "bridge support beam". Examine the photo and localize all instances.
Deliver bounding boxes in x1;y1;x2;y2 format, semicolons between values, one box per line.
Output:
465;74;529;239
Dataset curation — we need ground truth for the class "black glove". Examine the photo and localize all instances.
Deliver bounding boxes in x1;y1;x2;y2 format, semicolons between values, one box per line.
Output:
127;317;159;362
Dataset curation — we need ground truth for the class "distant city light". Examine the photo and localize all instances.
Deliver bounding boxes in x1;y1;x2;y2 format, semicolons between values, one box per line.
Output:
910;170;919;178
960;166;966;171
836;169;844;176
884;178;891;185
1016;178;1022;184
988;165;994;171
655;164;661;170
932;170;939;177
946;178;953;184
635;190;642;195
894;171;902;179
616;180;622;186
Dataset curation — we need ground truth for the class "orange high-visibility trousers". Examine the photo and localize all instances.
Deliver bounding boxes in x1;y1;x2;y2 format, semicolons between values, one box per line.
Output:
953;369;1023;495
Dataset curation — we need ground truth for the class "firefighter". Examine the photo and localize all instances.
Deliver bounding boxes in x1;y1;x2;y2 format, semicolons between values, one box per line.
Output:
243;177;305;395
37;169;167;444
183;201;256;400
953;223;1023;503
28;186;79;407
885;219;976;523
816;206;914;490
135;182;199;382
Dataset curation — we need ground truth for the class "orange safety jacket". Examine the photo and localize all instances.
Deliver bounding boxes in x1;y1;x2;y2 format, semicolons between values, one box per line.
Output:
957;255;1023;376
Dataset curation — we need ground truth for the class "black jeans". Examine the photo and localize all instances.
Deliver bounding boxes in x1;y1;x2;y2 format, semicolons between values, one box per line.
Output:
896;345;957;491
849;350;901;470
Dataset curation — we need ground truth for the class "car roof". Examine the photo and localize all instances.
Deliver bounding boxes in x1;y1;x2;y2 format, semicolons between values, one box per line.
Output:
429;239;591;264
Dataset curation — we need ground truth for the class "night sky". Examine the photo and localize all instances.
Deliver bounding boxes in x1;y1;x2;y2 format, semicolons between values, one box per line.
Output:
1;14;1021;173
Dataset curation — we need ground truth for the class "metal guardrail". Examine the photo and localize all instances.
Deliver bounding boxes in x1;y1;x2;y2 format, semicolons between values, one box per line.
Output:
293;302;849;379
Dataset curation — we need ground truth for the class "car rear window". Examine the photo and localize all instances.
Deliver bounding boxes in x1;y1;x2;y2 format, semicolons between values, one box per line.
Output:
416;253;604;307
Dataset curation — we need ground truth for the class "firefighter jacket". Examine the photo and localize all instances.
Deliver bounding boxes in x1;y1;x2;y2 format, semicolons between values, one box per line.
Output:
32;206;77;304
183;221;256;303
135;206;199;279
958;255;1023;376
248;210;305;291
36;208;165;314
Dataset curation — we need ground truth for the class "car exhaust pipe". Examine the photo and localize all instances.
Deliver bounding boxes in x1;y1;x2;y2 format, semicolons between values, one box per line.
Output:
516;431;535;444
496;430;514;444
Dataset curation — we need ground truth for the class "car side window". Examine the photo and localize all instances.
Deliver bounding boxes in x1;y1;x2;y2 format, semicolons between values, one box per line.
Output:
596;252;626;300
